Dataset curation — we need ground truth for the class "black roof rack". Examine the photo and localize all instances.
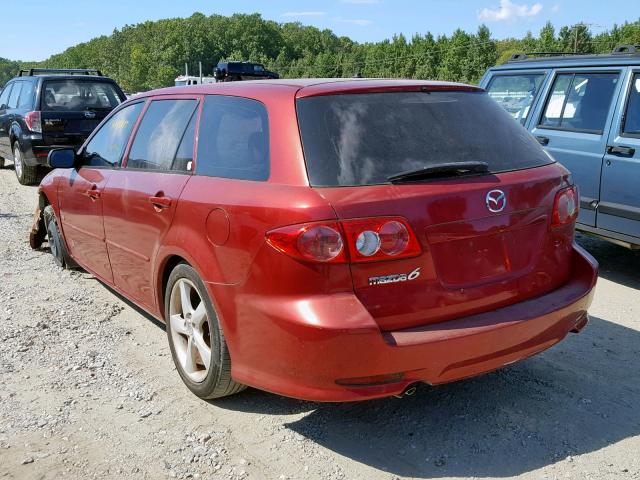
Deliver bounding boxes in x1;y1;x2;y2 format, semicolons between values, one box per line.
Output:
18;68;103;77
507;44;640;63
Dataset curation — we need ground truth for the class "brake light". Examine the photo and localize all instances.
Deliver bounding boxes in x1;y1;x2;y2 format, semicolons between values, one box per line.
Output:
25;111;42;133
265;217;421;264
551;186;579;227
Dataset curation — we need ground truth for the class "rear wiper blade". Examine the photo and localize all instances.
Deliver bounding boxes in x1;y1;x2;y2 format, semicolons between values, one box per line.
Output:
387;161;489;184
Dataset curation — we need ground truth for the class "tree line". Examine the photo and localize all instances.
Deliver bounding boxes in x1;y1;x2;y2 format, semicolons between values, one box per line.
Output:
1;13;639;92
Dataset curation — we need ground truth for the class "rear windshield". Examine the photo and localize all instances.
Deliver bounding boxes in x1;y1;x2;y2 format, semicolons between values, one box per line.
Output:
41;80;123;112
296;91;553;187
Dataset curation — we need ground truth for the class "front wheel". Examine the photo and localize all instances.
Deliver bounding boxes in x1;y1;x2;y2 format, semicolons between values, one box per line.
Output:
13;143;38;185
165;263;246;399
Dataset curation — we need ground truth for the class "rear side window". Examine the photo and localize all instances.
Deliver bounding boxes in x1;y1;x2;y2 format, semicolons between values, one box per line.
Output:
0;84;12;109
196;95;269;181
127;99;198;171
540;72;618;133
83;102;143;167
623;74;640;136
17;82;35;109
7;82;22;109
41;80;123;111
486;74;545;124
297;91;552;187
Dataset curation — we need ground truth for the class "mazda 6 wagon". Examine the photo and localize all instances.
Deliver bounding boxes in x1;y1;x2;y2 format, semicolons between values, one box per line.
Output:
31;79;598;402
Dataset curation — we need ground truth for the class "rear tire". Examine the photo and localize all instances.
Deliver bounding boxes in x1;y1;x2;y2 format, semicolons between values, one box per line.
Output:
13;143;38;185
165;263;246;399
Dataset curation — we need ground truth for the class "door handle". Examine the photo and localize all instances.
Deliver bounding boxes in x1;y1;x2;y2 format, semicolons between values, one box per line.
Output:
535;136;549;146
85;184;101;200
607;145;635;157
149;195;172;210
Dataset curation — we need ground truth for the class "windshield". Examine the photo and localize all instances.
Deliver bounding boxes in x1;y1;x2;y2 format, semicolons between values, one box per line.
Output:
41;80;123;111
175;80;187;86
296;91;553;187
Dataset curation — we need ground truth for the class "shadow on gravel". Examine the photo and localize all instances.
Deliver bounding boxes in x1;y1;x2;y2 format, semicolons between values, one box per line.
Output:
576;233;640;290
277;316;639;477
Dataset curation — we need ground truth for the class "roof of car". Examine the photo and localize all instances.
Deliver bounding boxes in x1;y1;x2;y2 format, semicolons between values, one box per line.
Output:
131;78;483;100
488;52;640;71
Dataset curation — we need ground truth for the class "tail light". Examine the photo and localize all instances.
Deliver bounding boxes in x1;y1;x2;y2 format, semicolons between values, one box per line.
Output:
265;217;421;264
551;186;579;228
25;111;42;133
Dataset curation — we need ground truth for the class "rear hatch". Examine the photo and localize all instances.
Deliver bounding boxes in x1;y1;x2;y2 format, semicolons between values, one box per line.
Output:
39;78;124;147
296;87;575;331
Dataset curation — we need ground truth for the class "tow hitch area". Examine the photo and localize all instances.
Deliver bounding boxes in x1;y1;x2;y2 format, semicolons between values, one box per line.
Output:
29;205;46;250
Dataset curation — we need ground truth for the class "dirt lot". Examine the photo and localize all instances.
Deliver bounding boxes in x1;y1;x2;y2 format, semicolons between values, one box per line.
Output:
1;165;639;480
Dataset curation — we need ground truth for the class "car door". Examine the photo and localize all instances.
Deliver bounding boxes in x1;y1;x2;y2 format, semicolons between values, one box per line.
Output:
530;67;625;227
102;96;199;310
57;101;144;282
0;82;15;157
597;68;640;240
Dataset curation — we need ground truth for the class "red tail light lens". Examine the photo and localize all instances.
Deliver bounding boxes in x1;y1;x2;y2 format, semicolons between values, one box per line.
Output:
552;186;579;227
266;217;421;264
342;217;421;263
266;222;346;263
25;111;42;134
297;225;344;261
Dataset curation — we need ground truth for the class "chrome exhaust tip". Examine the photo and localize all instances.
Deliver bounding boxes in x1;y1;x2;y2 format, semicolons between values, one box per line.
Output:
394;384;418;398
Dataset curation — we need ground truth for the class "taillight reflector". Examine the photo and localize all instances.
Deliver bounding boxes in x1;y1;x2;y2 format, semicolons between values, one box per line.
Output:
265;217;421;264
25;111;42;134
552;186;579;227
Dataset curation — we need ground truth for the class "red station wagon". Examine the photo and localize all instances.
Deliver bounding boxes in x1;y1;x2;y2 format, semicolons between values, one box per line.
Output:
31;79;598;402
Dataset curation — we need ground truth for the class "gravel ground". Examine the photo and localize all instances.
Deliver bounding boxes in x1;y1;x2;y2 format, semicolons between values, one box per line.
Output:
1;165;639;480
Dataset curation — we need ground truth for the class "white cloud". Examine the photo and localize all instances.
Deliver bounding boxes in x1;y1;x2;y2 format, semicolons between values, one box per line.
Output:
551;3;560;12
337;18;374;26
282;11;327;17
340;0;382;4
478;0;543;22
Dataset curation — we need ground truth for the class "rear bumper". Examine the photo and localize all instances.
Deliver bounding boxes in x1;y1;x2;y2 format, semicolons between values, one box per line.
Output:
226;244;598;402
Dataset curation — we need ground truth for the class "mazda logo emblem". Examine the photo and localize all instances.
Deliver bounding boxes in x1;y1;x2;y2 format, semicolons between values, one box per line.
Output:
486;189;507;213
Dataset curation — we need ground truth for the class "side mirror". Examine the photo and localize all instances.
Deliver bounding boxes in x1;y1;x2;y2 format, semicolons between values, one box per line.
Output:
47;148;76;169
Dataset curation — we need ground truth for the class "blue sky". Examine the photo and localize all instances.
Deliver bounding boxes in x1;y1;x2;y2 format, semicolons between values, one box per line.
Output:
2;0;635;60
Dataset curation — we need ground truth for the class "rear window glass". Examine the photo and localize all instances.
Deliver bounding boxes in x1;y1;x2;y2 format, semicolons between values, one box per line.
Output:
297;91;552;187
41;80;123;112
487;74;545;124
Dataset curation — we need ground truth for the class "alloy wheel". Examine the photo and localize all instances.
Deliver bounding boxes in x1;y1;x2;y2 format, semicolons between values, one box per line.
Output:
168;278;212;383
13;146;23;179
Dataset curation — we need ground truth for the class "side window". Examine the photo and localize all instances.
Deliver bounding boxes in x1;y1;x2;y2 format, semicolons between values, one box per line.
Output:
623;74;640;137
0;84;12;109
17;82;35;109
486;74;545;124
127;99;198;171
7;82;23;109
83;102;144;167
173;113;197;172
196;95;269;181
540;72;619;133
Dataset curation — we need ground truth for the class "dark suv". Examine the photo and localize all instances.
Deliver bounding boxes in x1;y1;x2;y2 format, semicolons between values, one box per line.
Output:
213;62;279;82
0;68;126;184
